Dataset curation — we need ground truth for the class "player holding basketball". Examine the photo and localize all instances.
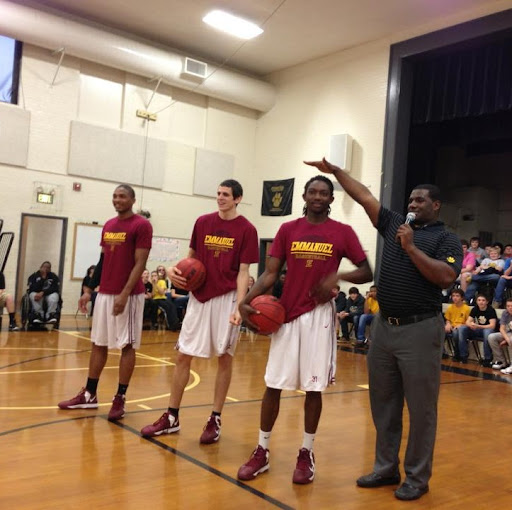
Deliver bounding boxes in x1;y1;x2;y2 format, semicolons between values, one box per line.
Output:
141;179;259;443
237;175;372;484
58;184;152;421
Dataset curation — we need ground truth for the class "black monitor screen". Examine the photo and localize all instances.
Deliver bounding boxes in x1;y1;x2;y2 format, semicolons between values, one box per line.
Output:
0;35;22;104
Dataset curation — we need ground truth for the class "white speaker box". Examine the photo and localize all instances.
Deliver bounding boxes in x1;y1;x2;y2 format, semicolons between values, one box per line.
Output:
329;133;353;171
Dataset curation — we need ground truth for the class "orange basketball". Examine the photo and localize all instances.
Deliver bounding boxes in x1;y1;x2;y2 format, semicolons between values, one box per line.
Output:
249;295;286;335
175;258;206;291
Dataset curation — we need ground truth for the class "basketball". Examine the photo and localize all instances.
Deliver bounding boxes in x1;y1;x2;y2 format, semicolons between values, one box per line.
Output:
249;295;286;335
175;258;206;291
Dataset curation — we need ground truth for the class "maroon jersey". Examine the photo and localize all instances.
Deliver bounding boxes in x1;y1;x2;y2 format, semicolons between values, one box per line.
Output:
270;217;366;323
190;212;259;303
99;214;153;295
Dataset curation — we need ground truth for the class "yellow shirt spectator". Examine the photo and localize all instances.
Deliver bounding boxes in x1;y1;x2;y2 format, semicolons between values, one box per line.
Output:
444;302;471;327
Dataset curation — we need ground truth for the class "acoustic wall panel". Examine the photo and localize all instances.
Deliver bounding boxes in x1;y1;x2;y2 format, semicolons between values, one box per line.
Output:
0;103;30;167
193;148;234;198
68;121;165;188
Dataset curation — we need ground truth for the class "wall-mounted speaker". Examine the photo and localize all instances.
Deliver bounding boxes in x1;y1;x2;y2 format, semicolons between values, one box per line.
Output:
329;133;353;172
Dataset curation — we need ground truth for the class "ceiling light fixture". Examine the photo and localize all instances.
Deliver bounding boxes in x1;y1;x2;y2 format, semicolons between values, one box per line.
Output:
202;10;263;40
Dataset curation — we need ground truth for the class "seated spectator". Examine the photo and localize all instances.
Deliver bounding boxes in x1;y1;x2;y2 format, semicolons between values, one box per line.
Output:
465;247;505;304
81;265;98;316
459;239;476;293
156;265;172;297
0;271;19;331
493;242;504;258
248;276;255;292
170;283;189;321
333;285;347;339
492;256;512;309
28;261;60;324
142;269;158;329
444;288;471;361
151;271;180;330
458;293;497;366
272;270;286;299
338;286;364;341
468;236;486;265
488;297;512;372
356;284;378;345
503;244;512;260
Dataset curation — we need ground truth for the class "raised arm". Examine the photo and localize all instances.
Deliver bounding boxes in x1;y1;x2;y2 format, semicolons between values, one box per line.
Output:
304;158;381;227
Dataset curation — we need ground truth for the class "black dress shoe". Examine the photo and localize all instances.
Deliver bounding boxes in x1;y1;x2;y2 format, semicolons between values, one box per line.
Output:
394;483;429;500
356;472;401;488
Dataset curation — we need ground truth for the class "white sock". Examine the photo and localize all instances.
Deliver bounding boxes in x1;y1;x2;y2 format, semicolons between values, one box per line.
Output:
258;429;272;449
302;432;315;451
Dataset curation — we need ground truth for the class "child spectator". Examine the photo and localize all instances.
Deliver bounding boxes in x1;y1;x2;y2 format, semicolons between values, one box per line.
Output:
356;285;378;345
458;293;497;366
465;247;505;304
489;297;512;371
338;286;364;341
468;237;486;264
492;256;512;309
444;288;471;361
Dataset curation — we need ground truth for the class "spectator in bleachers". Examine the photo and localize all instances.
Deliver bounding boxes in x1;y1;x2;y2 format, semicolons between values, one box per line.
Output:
492;257;512;309
464;247;505;304
338;286;364;341
81;265;98;316
28;261;60;324
333;285;346;339
151;270;180;330
444;288;471;361
458;293;497;366
272;270;286;299
488;297;512;372
170;284;189;322
503;244;512;260
468;237;486;264
142;269;157;329
459;239;476;293
156;265;172;297
0;271;19;331
356;285;378;345
493;242;504;258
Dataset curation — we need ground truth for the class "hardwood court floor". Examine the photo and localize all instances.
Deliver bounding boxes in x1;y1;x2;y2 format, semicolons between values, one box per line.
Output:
1;317;512;509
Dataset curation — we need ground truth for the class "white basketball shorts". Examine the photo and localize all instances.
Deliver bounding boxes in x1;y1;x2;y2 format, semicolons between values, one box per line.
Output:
91;293;144;350
265;301;337;391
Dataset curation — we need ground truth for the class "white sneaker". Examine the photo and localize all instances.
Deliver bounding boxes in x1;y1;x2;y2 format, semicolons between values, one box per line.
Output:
492;360;507;370
500;366;512;375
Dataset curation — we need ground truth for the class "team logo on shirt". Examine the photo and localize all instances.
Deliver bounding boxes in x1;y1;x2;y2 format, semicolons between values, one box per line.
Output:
447;256;455;263
204;235;235;257
103;231;127;250
290;240;334;267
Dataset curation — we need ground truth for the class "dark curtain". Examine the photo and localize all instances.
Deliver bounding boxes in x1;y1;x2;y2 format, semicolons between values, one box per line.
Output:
412;38;512;124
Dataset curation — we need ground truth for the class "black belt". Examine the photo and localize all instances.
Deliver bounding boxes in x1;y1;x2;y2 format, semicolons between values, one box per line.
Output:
380;311;439;327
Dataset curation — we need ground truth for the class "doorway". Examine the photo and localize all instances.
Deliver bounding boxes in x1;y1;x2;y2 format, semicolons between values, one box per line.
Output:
16;214;67;308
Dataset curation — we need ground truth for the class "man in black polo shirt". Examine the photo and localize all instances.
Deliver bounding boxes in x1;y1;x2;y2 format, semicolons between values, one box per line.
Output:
305;158;462;501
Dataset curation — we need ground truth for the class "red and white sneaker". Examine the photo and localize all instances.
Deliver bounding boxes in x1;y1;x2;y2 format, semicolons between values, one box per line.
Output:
292;448;315;484
199;415;221;444
140;412;180;437
237;445;270;480
58;388;98;409
108;394;126;422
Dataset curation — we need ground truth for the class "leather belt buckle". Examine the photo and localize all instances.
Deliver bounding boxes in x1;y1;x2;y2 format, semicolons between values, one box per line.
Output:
387;317;400;326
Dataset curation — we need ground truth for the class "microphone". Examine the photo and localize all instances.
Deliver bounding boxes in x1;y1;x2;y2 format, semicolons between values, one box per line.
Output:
405;212;416;225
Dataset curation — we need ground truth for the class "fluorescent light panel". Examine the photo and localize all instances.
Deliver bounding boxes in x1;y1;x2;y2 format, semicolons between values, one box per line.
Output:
203;10;263;40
